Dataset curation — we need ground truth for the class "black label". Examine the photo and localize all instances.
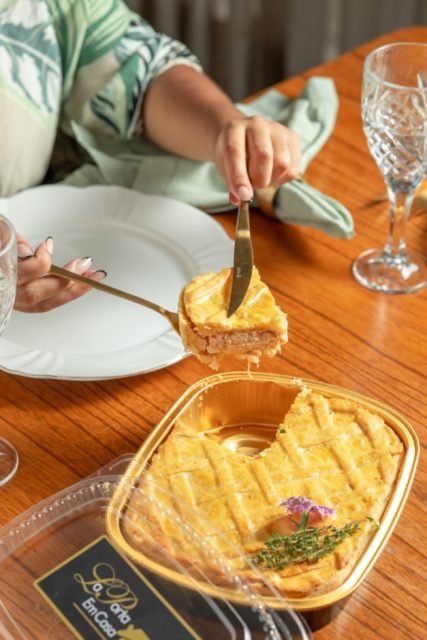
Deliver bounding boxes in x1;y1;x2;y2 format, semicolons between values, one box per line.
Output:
35;535;201;639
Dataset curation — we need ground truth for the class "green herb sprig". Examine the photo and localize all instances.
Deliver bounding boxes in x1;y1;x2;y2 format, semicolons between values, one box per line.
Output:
367;516;380;530
249;521;360;570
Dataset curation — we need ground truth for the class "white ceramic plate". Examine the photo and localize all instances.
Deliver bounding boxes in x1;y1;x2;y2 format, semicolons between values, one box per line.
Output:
0;185;233;380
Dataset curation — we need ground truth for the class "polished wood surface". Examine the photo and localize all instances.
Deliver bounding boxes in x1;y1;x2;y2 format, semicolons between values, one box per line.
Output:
1;27;426;639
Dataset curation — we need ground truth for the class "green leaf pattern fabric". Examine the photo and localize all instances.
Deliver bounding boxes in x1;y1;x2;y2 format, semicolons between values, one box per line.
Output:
0;0;201;196
0;0;61;119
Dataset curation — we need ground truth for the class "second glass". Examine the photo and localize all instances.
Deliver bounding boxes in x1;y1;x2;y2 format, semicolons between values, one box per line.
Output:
353;42;427;293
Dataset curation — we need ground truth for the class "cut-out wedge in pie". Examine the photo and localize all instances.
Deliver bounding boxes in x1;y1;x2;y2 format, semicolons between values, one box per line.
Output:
178;267;288;369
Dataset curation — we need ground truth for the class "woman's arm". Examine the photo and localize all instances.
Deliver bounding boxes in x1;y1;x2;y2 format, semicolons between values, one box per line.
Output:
142;66;300;205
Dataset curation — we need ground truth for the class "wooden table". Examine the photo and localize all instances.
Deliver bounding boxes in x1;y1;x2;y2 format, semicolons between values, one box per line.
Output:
0;26;426;640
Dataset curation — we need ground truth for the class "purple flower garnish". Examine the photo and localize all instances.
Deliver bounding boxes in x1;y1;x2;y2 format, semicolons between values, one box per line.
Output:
280;496;335;529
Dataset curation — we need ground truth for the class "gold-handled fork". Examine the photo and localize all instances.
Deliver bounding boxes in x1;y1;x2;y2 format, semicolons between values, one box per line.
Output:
50;264;180;334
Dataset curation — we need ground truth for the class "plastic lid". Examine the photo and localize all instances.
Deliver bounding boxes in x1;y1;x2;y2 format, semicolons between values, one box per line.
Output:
0;467;311;640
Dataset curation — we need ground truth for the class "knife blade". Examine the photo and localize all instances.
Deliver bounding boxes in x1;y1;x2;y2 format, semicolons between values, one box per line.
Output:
227;200;253;317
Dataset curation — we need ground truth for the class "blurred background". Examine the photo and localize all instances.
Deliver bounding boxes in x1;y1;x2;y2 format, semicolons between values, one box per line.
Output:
126;0;427;100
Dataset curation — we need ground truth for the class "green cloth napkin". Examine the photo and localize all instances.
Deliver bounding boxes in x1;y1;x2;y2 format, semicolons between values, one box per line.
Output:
64;76;354;238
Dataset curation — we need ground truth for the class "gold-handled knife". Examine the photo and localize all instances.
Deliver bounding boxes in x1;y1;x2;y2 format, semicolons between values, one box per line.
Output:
227;200;253;317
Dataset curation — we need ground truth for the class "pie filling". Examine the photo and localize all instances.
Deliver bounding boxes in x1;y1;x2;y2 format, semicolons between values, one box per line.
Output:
193;329;279;354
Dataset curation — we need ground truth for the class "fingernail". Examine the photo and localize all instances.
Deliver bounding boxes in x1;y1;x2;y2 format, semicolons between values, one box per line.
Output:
95;269;107;278
237;186;253;201
45;236;54;256
17;244;34;259
78;256;93;270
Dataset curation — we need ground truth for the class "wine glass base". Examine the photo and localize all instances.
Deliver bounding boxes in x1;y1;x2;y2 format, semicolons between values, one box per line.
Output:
352;248;427;294
0;437;19;486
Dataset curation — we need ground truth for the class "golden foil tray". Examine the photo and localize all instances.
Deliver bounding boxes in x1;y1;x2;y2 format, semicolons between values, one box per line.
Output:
106;373;419;614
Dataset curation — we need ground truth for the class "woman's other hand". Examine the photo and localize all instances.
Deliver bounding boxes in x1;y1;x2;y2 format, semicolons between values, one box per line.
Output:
15;235;106;313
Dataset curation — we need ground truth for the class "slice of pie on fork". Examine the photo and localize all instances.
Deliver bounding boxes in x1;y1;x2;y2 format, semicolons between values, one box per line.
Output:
178;267;288;369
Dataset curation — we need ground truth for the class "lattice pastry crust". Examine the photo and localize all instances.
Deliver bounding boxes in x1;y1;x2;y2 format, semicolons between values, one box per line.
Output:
123;387;403;598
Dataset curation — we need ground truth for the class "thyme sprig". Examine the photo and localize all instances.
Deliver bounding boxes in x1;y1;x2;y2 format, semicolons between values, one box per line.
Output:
249;521;361;570
367;516;380;530
247;496;364;570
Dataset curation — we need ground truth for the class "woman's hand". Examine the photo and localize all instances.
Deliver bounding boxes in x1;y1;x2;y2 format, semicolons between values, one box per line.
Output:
16;235;106;313
213;116;301;205
142;66;301;205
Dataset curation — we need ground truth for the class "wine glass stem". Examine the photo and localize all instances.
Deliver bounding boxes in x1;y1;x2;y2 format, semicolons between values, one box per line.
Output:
384;187;415;261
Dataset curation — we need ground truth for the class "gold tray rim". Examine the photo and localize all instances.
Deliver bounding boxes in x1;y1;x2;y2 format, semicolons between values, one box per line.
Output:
106;372;420;612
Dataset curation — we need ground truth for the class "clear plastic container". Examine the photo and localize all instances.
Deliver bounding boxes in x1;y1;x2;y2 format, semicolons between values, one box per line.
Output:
0;372;418;638
0;467;311;640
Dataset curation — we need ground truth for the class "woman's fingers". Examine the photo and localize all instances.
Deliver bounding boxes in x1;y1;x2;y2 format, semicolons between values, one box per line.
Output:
214;116;301;205
17;268;106;313
17;237;53;286
273;126;301;183
216;119;253;205
16;258;106;313
16;234;36;261
246;116;274;189
15;236;106;312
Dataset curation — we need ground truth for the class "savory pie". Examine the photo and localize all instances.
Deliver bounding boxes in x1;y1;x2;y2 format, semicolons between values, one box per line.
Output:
178;267;288;369
122;386;403;599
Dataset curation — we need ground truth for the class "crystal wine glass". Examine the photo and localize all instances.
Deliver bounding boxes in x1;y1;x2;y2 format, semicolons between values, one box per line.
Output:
353;42;427;293
0;214;17;485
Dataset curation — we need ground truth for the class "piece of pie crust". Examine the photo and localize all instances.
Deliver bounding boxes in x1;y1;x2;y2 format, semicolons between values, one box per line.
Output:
122;386;404;599
178;267;288;369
